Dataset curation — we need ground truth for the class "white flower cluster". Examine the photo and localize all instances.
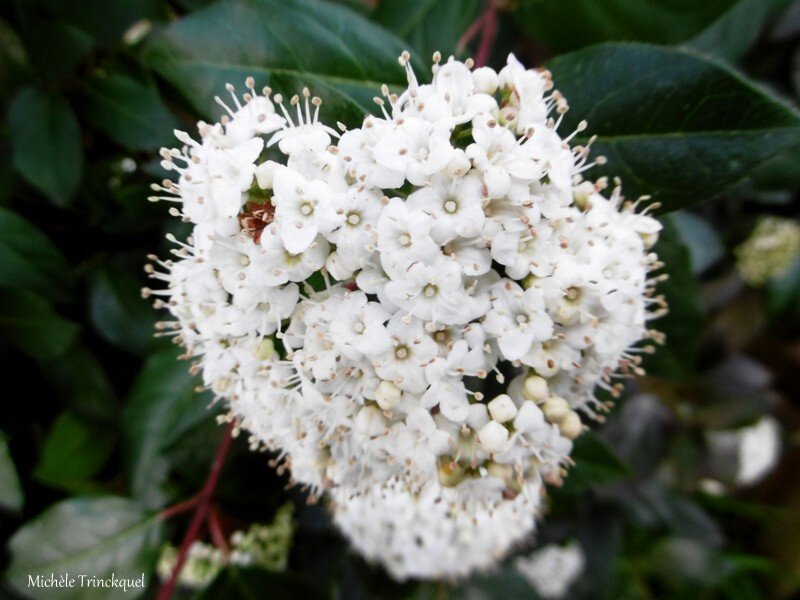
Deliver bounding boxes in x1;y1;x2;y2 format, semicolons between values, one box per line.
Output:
146;51;664;580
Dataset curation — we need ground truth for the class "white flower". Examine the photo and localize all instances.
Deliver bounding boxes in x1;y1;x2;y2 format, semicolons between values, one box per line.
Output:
406;173;485;243
515;543;585;599
484;280;553;361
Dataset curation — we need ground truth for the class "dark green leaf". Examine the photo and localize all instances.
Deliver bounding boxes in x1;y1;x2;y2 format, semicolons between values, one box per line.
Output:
123;346;213;507
37;0;164;46
766;254;800;324
642;215;705;380
373;0;481;60
0;429;24;512
142;0;419;125
517;0;786;59
8;87;83;206
671;211;723;275
0;286;80;359
561;431;630;495
33;411;115;492
87;263;157;355
6;496;163;600
0;206;73;301
548;44;800;212
45;346;119;425
86;73;181;150
22;20;93;80
198;566;328;600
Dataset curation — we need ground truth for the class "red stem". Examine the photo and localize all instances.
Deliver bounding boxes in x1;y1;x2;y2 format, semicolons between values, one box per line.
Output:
157;422;235;600
456;11;486;52
207;505;231;554
157;494;201;521
474;0;498;68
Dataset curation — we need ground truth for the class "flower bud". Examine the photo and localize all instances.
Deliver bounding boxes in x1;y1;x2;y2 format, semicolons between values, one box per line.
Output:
325;252;354;281
513;401;546;433
488;394;518;423
523;375;549;402
478;421;509;454
466;403;490;430
254;160;279;189
542;396;570;423
375;380;402;410
559;411;583;440
472;67;499;95
355;405;386;437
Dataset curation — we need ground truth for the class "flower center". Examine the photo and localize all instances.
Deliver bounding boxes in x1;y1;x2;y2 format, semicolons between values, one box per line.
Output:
353;321;366;334
300;202;314;216
423;283;438;298
515;314;529;325
346;211;361;226
565;286;581;301
443;198;458;214
395;345;409;359
398;233;411;247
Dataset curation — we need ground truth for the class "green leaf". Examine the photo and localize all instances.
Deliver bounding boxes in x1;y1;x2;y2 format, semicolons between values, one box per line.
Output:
373;0;482;60
642;215;705;380
86;73;181;150
561;431;630;495
123;346;214;508
8;87;83;207
0;287;80;359
198;566;328;600
766;255;800;324
87;263;157;356
142;0;419;125
22;20;94;80
548;44;800;212
0;206;73;301
6;496;163;600
45;346;119;425
33;411;115;492
517;0;785;59
671;211;723;274
0;430;24;512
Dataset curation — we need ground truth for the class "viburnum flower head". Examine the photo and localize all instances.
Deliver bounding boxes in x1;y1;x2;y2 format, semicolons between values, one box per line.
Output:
146;50;665;581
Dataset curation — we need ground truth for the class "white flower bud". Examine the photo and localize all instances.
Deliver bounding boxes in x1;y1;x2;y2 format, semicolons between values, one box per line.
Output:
488;394;518;423
513;401;546;433
478;420;509;454
523;375;549;402
559;411;583;440
254;160;279;189
472;67;499;95
253;337;276;361
542;396;570;423
375;380;402;410
355;405;386;437
466;403;490;430
325;252;354;281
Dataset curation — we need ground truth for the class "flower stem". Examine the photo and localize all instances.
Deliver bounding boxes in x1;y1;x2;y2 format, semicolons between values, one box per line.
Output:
156;494;201;521
474;0;498;68
157;421;235;600
207;504;231;554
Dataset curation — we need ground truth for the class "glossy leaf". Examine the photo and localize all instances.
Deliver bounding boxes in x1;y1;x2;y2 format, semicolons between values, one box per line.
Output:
642;215;705;380
33;411;115;492
6;496;162;600
22;20;93;80
142;0;418;125
517;0;787;59
87;263;157;355
0;430;24;512
561;432;630;495
45;346;119;425
671;211;724;274
0;287;80;359
8;87;83;207
373;0;482;60
86;73;181;150
0;206;73;301
548;44;800;212
123;346;213;507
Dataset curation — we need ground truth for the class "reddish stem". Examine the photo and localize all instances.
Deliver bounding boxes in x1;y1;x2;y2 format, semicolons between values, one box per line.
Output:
157;422;235;600
207;505;231;554
157;494;201;521
456;11;486;52
474;0;498;68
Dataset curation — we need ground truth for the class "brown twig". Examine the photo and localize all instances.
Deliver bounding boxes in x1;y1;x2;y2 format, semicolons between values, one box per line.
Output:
474;0;498;68
156;494;201;521
207;504;231;554
157;422;235;600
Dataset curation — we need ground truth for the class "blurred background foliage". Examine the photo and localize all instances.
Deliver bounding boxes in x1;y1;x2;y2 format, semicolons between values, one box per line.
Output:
1;0;800;598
